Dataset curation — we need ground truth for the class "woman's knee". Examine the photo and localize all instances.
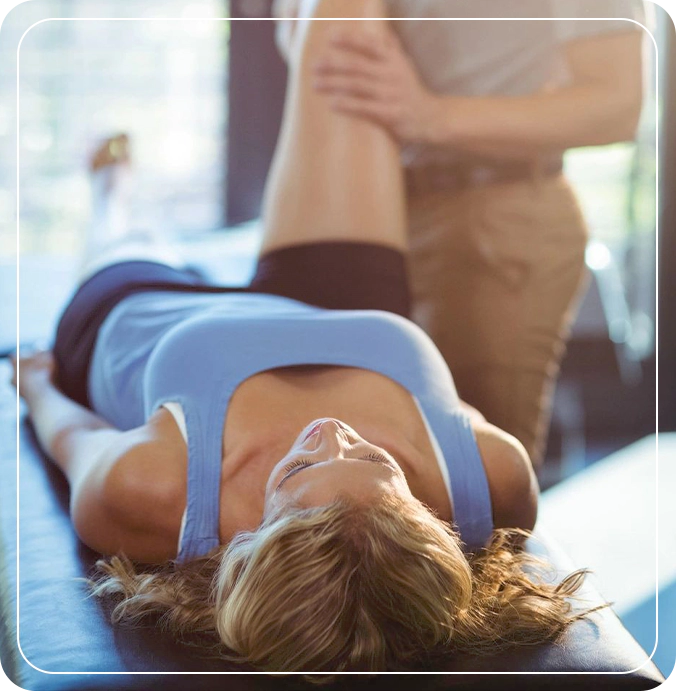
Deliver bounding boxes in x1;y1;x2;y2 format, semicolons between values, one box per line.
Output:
289;0;389;68
299;0;387;20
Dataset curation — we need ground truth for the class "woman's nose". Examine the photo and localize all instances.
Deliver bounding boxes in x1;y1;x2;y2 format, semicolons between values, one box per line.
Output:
316;420;349;455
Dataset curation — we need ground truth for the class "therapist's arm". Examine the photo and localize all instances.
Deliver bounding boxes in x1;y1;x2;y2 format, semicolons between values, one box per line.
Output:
431;31;644;156
313;29;644;158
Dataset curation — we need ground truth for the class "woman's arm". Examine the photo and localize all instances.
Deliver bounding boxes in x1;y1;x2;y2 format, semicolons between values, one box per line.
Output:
312;28;644;157
13;351;115;473
473;419;540;532
457;397;538;530
12;352;182;561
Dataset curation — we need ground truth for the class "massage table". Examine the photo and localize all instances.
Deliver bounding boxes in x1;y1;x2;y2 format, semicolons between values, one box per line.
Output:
0;359;665;690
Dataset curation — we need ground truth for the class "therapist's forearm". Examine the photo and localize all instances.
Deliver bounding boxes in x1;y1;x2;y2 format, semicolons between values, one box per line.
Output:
426;84;642;159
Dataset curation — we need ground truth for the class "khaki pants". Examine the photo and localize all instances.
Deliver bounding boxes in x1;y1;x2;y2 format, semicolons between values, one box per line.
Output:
407;172;589;468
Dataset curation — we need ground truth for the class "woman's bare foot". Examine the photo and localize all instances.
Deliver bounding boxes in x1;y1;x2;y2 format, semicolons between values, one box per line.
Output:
80;132;185;281
88;132;133;206
81;133;135;274
89;133;130;173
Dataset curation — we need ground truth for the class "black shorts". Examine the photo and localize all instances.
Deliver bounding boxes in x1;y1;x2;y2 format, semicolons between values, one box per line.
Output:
53;241;411;408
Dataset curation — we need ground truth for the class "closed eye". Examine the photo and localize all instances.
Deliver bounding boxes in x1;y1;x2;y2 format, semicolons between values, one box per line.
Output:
276;452;391;491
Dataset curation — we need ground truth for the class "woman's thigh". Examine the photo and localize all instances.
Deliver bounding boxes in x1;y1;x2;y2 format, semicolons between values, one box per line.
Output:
407;174;589;467
259;0;407;256
52;261;209;407
249;242;410;316
54;237;412;408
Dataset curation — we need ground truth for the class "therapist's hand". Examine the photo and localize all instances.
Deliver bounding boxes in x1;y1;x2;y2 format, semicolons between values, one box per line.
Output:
312;28;442;144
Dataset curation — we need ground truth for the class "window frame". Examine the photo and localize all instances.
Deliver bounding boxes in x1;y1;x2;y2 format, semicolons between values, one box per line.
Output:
225;0;287;226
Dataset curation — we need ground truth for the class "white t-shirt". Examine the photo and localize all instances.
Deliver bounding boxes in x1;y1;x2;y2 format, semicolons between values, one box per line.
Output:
274;0;648;166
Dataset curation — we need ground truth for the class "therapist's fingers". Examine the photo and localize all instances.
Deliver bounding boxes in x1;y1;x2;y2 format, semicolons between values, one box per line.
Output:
314;49;384;81
314;73;390;100
328;94;394;128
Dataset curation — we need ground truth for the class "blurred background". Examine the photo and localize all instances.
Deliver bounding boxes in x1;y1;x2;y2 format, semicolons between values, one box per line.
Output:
0;0;674;677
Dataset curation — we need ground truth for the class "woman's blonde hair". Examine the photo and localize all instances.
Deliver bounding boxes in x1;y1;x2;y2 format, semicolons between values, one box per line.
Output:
89;494;603;674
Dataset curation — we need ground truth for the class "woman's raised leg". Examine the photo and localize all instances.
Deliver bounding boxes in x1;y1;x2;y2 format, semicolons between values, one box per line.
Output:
259;0;406;256
79;135;185;281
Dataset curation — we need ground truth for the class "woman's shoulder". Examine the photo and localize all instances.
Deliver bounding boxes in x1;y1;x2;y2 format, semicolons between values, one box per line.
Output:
471;418;539;532
78;411;187;562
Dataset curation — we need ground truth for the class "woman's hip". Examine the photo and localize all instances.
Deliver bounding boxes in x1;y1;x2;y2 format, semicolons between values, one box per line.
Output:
53;241;411;406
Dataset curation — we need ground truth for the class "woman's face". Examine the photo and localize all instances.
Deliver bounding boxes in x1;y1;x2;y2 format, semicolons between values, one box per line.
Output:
263;418;414;517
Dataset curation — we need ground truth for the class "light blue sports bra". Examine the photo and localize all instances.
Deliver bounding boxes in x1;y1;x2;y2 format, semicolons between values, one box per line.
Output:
89;291;493;560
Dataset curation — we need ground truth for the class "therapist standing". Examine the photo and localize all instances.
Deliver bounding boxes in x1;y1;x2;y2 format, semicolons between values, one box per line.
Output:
275;0;646;469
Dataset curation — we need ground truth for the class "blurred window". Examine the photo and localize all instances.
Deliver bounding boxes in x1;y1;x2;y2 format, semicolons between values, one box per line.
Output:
2;0;228;256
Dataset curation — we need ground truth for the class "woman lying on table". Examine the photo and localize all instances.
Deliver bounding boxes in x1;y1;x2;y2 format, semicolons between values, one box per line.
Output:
12;0;598;675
